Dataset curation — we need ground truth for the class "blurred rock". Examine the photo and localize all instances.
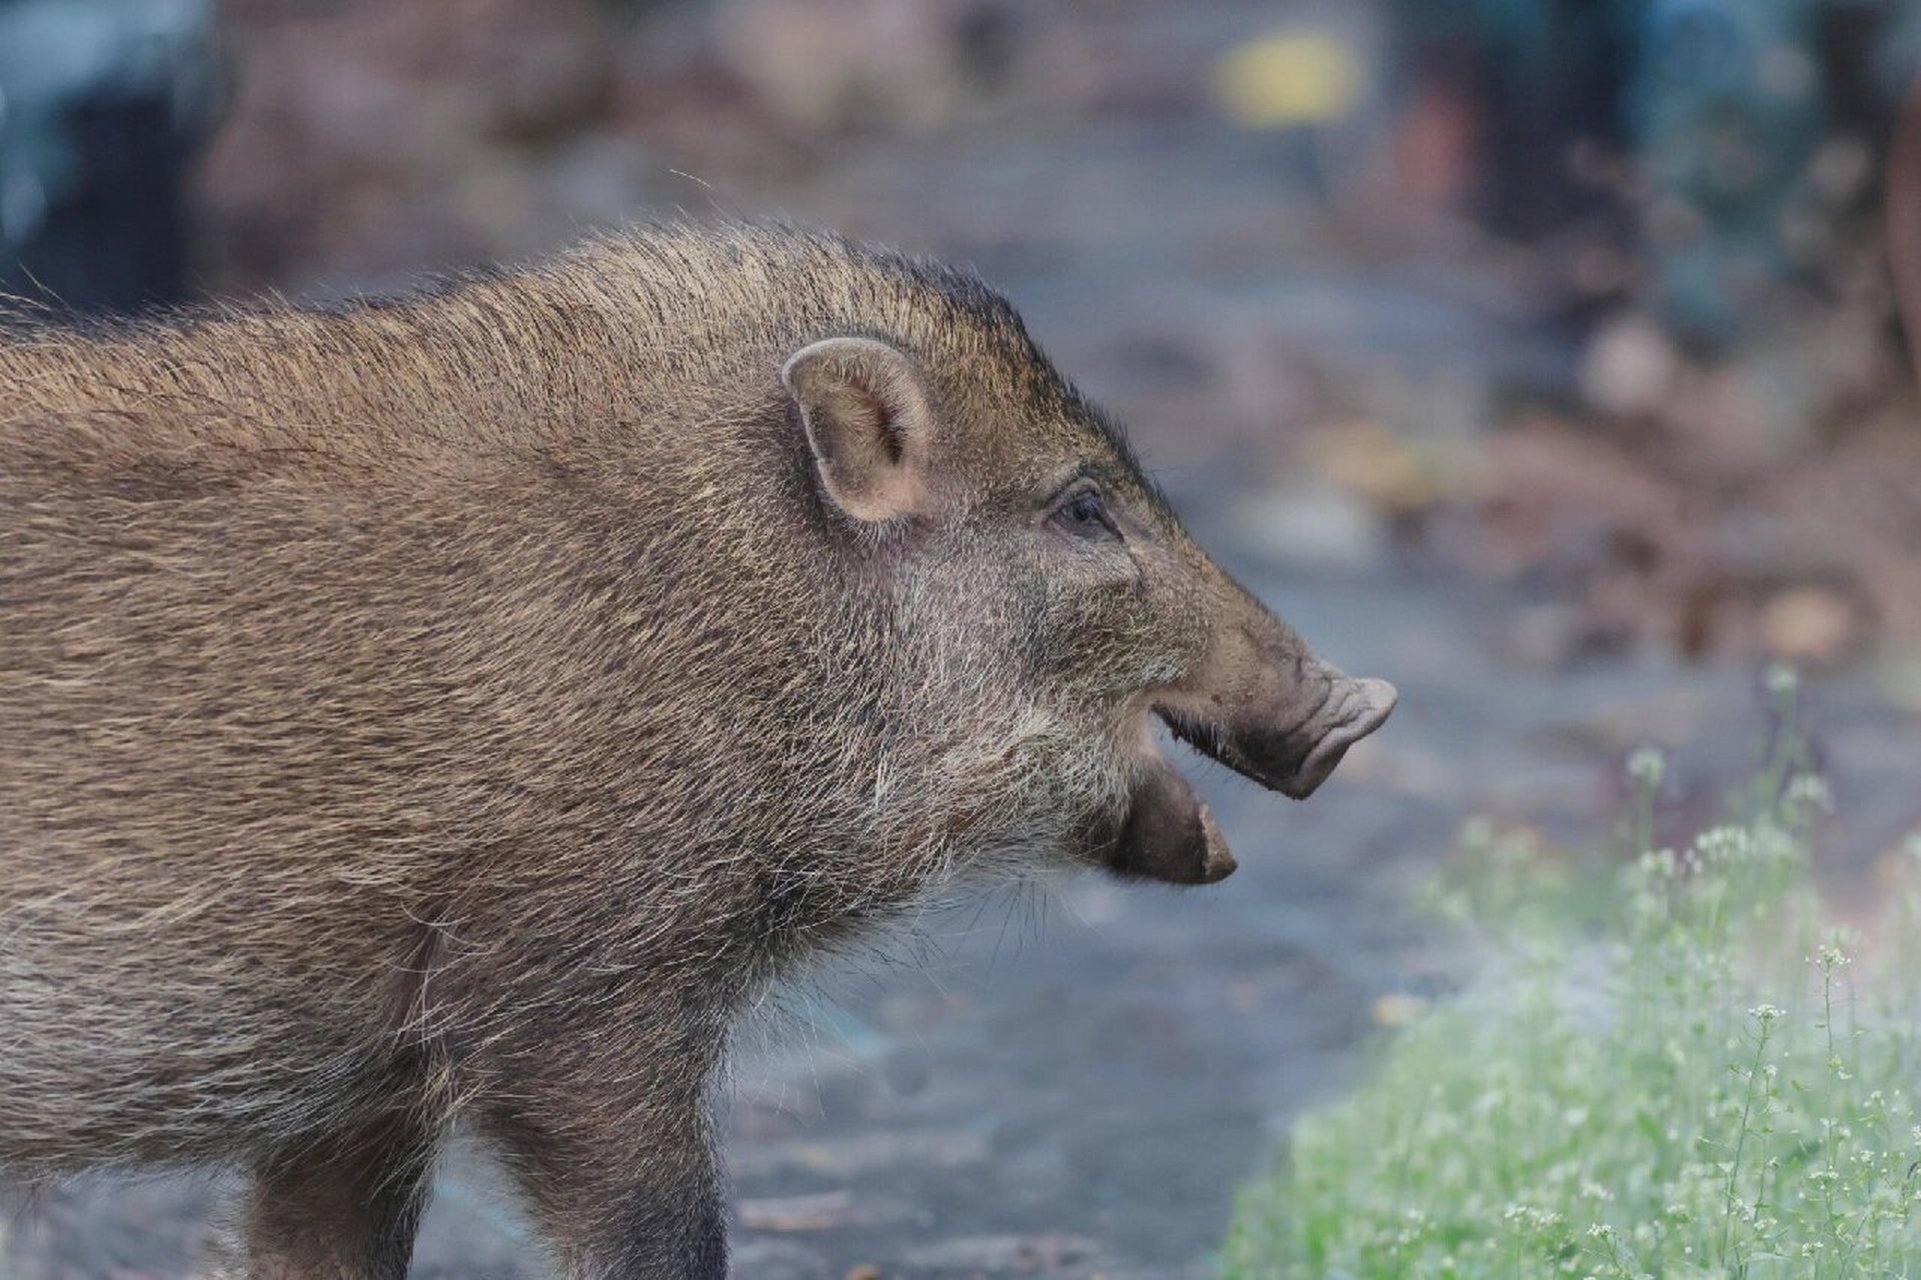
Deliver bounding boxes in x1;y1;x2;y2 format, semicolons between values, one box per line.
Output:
1231;485;1388;572
1759;584;1864;667
1579;313;1678;417
897;1232;1098;1273
731;1128;990;1181
737;1191;863;1232
726;1237;834;1280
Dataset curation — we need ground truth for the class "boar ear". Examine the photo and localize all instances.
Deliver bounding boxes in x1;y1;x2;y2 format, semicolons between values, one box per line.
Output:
782;336;935;523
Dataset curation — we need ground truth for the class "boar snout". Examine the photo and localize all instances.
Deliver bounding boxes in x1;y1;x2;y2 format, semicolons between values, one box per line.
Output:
1156;571;1398;802
1164;668;1397;800
1288;674;1397;797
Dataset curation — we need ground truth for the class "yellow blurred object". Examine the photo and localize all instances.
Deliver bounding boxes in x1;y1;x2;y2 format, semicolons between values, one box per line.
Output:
1307;419;1446;515
1215;31;1364;129
1371;992;1431;1028
1759;585;1859;666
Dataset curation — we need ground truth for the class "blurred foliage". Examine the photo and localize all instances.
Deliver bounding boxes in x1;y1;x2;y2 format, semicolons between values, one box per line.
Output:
1225;674;1921;1278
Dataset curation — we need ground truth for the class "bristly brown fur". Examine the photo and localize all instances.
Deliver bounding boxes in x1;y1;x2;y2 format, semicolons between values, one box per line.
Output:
3;223;1044;453
0;223;1139;1279
0;221;1389;1279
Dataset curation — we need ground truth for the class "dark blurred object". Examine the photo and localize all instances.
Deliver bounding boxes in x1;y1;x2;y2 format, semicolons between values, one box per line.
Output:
1392;0;1639;239
1628;0;1827;345
0;0;221;314
1393;0;1921;349
1887;65;1921;390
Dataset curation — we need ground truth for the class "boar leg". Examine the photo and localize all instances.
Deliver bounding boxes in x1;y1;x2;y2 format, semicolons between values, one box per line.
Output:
228;1104;439;1280
482;1046;727;1280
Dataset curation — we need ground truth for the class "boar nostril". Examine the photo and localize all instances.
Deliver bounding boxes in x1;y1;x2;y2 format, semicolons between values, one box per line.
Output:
1280;677;1397;800
1352;678;1398;722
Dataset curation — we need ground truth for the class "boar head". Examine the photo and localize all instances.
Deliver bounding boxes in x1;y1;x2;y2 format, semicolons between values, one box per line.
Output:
781;323;1395;888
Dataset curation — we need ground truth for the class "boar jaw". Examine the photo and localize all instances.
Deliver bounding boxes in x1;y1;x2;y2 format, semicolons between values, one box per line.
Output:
1106;756;1237;884
1159;675;1397;801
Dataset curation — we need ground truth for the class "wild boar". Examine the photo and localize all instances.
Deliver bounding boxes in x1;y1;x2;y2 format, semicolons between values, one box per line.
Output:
0;223;1394;1278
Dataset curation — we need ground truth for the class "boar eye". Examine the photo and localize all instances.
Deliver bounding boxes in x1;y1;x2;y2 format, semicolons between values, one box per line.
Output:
1051;484;1119;541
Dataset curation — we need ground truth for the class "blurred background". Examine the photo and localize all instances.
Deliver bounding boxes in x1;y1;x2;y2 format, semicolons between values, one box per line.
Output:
4;1;1921;1277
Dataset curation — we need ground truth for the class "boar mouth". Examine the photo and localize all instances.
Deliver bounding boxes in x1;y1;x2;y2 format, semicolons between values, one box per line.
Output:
1156;676;1397;801
1100;677;1395;887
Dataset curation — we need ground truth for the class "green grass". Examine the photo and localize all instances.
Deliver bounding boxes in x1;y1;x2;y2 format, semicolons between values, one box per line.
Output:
1224;669;1921;1278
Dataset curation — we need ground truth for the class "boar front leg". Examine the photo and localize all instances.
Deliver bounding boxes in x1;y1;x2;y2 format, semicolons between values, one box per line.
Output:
482;1041;727;1280
228;1104;440;1280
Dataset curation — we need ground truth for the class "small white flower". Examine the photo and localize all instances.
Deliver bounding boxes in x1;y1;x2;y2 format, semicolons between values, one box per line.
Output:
1637;848;1678;879
1766;662;1800;696
1785;774;1833;814
1695;825;1750;865
1627;745;1667;788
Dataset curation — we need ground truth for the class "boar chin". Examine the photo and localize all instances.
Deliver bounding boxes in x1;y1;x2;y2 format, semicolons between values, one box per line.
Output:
1100;757;1237;885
